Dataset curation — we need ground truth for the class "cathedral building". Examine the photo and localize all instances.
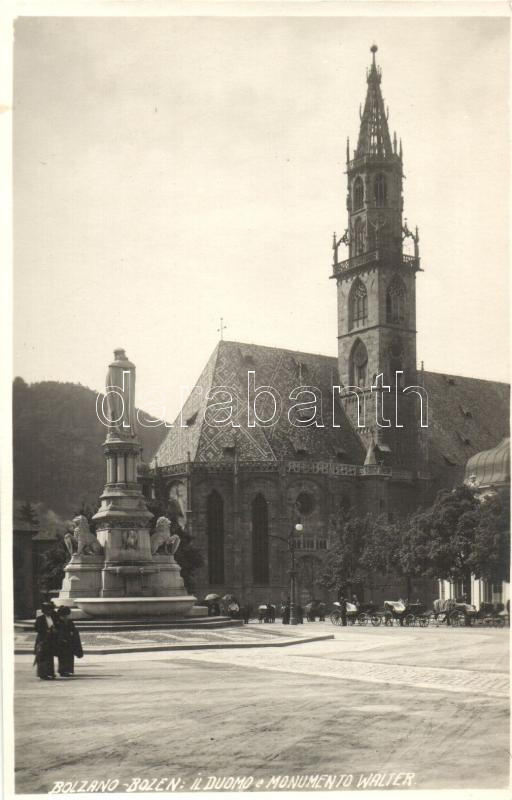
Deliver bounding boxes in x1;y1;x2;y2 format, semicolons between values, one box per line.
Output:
149;47;509;607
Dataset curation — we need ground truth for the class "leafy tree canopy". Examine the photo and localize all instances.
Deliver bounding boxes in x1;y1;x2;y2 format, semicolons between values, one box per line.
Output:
400;485;509;584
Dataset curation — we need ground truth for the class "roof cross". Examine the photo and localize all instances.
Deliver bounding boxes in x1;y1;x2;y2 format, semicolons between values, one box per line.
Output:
217;317;227;341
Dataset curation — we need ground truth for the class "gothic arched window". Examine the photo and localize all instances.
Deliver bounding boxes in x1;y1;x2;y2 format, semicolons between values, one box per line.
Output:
252;494;269;585
386;275;406;324
349;279;368;329
207;490;224;585
353;177;364;210
374;173;387;206
349;339;369;387
353;218;365;256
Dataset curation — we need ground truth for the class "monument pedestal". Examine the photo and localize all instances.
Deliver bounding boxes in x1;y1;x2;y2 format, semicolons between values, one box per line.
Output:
55;555;103;602
151;555;188;597
56;349;197;620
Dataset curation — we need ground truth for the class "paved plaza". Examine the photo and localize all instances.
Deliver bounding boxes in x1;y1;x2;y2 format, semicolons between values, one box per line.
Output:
14;623;509;794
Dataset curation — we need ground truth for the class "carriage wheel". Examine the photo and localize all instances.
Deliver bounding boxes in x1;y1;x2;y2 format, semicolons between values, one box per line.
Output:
357;612;369;626
384;615;393;626
418;616;429;628
451;611;462;627
330;612;340;626
405;613;415;627
371;614;382;627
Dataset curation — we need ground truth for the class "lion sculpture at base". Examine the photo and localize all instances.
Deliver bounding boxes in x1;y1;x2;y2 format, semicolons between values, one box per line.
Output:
150;516;181;556
73;515;103;556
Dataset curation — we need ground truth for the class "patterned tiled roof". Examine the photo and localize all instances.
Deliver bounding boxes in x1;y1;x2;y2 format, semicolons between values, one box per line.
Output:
152;343;510;482
152;340;365;467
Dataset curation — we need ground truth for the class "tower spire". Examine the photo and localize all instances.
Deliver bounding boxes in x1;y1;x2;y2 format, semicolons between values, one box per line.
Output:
356;44;393;160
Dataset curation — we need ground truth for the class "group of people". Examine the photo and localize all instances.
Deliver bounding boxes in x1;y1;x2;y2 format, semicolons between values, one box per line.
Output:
281;600;304;624
336;592;361;626
205;596;252;623
34;601;83;680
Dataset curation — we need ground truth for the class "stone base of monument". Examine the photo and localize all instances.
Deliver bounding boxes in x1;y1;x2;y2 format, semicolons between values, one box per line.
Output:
15;615;243;635
73;596;197;618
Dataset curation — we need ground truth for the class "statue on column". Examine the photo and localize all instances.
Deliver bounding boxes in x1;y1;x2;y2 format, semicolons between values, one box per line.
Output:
104;349;138;439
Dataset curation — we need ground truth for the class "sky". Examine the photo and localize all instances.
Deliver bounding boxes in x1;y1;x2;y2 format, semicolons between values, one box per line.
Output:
13;14;510;421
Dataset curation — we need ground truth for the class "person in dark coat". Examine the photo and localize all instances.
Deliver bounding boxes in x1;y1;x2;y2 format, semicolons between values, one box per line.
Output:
340;596;348;626
34;602;59;680
56;606;83;676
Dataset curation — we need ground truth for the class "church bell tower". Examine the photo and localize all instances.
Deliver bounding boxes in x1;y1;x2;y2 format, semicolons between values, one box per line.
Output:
332;46;422;468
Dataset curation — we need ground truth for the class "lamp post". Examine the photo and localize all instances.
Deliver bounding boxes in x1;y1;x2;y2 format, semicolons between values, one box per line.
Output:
268;522;304;625
288;523;304;625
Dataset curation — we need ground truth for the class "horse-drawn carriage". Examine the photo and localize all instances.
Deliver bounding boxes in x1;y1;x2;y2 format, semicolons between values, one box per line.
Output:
479;603;509;627
330;601;381;626
431;598;478;627
383;600;429;627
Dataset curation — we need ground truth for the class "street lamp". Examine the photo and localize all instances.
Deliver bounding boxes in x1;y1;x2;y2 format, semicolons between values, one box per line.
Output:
268;522;304;625
288;523;303;625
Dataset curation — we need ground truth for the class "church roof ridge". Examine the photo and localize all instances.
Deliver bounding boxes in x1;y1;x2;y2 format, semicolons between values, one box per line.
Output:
422;368;510;388
151;338;509;472
218;338;338;365
220;341;510;388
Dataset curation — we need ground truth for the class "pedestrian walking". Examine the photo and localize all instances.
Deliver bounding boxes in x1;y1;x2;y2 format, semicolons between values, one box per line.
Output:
56;606;83;677
34;601;59;680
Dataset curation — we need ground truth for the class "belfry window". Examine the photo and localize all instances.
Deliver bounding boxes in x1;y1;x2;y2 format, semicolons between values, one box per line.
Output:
374;173;387;206
252;494;269;585
354;218;365;256
350;339;369;387
386;275;406;324
207;490;224;584
353;177;364;210
349;279;368;329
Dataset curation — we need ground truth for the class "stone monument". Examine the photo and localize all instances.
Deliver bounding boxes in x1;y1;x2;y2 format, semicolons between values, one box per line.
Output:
56;349;196;618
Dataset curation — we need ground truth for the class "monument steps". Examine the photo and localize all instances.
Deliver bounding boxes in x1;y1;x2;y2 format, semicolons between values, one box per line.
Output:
14;615;243;633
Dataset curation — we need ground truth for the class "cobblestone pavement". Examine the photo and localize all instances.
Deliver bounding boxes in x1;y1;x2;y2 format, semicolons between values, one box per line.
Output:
169;646;508;697
13;624;509;793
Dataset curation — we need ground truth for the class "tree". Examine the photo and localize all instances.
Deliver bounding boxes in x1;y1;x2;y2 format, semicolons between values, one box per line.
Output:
399;485;491;588
37;535;69;595
18;500;39;528
319;511;376;596
467;492;510;583
321;509;435;603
